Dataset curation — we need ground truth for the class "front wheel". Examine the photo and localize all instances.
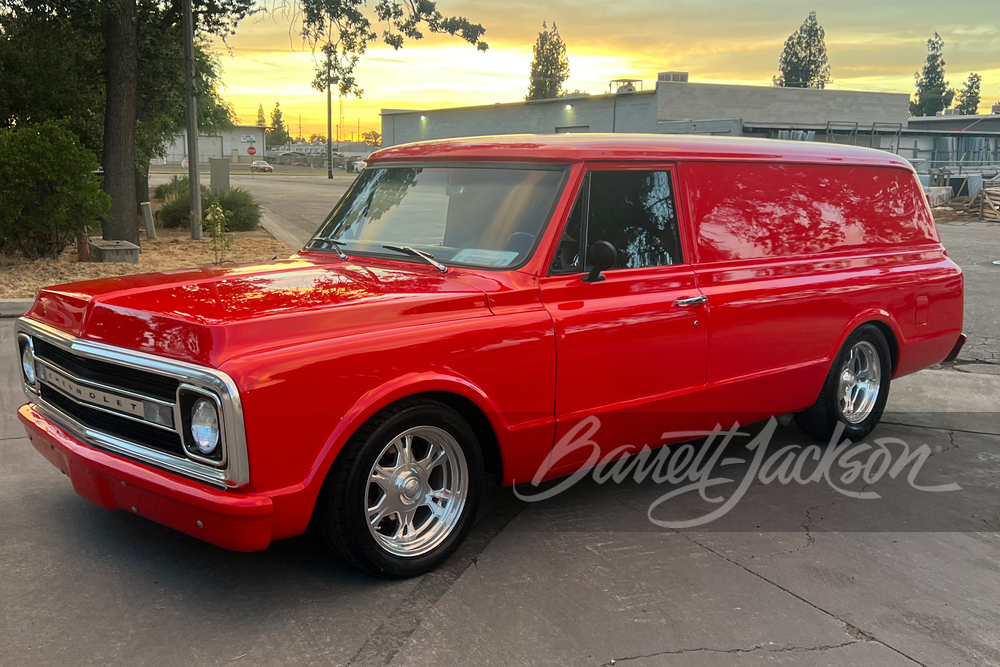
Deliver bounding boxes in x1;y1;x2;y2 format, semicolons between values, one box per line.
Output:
795;324;892;442
317;398;483;577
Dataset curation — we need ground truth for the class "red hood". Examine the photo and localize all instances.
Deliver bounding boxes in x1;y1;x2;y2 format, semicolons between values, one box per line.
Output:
25;257;493;367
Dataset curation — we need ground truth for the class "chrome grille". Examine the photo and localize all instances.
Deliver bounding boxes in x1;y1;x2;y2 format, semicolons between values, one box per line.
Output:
17;319;249;489
39;385;186;456
33;337;180;401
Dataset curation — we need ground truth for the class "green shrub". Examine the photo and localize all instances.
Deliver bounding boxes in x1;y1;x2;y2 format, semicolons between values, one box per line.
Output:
153;176;188;202
156;185;218;228
218;187;260;231
0;121;109;259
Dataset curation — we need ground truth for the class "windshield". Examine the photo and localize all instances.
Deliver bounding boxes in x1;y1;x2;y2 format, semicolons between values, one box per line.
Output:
309;165;565;269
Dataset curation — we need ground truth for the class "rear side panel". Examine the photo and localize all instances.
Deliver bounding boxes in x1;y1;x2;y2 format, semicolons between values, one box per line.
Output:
677;161;962;419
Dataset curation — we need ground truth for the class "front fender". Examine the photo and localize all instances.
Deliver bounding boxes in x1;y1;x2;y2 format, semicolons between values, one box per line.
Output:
223;308;557;541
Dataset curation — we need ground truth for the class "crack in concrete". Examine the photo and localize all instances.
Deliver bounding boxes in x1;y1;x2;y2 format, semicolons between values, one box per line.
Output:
600;493;927;665
601;640;858;665
879;422;998;437
925;431;960;459
752;505;819;559
673;532;930;667
344;494;524;667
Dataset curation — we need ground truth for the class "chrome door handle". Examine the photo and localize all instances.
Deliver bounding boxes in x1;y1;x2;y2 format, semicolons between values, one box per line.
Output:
674;295;707;307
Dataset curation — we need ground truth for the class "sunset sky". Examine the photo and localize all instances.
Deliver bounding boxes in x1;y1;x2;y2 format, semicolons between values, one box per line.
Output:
207;0;999;139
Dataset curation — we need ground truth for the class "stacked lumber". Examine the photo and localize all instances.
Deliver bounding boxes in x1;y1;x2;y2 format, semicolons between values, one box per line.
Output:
967;188;1000;221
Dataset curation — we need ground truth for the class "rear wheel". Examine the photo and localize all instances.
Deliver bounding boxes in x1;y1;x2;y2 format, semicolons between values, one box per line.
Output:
795;324;892;442
318;398;483;577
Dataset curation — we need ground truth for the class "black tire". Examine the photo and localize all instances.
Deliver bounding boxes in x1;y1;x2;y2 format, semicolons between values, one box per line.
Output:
317;397;484;577
795;324;892;443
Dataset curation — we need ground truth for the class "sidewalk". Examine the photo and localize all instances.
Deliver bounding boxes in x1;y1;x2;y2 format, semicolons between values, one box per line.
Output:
0;299;32;318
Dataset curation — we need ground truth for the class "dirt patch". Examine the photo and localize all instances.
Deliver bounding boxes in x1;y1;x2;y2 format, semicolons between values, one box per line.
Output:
0;227;294;299
931;196;978;223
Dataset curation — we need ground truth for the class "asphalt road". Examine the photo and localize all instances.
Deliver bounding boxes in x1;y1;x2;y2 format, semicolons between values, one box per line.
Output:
7;178;993;666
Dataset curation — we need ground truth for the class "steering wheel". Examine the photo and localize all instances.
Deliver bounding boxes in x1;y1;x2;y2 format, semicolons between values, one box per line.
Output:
503;231;535;253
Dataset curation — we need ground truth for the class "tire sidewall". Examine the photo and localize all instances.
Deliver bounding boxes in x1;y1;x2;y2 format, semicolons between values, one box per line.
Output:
335;403;483;577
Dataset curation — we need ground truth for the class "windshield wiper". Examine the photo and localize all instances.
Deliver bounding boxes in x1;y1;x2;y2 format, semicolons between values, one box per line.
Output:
307;237;348;260
381;245;448;273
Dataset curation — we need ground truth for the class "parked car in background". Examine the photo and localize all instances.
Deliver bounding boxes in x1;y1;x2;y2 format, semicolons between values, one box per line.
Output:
347;159;366;173
250;160;273;173
15;135;964;577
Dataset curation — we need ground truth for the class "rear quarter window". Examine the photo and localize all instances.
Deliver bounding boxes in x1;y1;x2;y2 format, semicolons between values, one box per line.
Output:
681;162;938;263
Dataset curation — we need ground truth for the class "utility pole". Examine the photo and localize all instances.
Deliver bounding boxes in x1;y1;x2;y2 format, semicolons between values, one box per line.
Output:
326;59;333;179
181;0;201;239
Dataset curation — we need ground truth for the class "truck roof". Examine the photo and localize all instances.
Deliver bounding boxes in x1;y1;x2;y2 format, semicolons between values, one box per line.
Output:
369;133;913;170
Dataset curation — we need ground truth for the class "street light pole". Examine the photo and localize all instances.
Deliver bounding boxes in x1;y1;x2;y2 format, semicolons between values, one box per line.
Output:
181;0;202;239
326;60;333;180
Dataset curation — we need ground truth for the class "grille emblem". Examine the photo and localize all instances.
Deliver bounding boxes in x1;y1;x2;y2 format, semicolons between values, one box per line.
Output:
38;364;146;419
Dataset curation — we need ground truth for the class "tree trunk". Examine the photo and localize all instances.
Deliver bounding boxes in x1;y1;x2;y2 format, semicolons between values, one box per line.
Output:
102;0;140;246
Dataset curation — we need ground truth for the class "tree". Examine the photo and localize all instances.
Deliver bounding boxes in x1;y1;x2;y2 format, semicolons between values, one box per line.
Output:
0;121;110;259
954;73;982;115
1;1;238;237
773;11;831;89
1;0;249;245
911;33;956;117
0;1;105;158
302;1;487;99
526;21;569;101
102;0;139;244
266;102;291;146
256;103;267;126
103;0;251;242
361;130;381;146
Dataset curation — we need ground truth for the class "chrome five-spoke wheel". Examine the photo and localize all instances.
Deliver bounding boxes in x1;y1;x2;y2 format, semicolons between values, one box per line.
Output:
365;425;468;558
838;340;881;424
320;397;484;576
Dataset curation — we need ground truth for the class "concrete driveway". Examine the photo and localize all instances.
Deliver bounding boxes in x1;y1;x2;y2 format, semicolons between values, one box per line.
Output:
5;195;1000;665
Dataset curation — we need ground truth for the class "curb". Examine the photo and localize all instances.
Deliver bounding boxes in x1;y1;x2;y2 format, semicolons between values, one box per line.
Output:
0;299;33;318
259;209;307;252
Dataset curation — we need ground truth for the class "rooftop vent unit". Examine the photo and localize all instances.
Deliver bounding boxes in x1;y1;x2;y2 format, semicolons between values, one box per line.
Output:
658;71;689;83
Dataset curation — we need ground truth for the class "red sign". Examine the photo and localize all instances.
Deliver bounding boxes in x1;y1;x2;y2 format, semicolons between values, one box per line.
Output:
247;146;257;156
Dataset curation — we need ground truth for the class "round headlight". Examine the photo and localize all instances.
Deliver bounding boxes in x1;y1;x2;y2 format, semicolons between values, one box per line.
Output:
21;344;36;385
190;398;220;455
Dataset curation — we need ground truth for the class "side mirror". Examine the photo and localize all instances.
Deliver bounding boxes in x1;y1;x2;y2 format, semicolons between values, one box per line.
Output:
582;241;617;283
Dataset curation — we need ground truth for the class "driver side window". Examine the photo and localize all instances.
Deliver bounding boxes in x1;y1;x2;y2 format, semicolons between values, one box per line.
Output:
550;169;684;274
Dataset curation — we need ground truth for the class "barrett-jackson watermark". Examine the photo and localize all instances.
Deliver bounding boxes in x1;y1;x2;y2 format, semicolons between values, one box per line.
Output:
513;417;961;528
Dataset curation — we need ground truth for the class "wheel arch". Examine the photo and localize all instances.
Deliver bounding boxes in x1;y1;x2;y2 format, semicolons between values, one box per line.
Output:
301;374;507;526
420;391;503;483
830;310;901;377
